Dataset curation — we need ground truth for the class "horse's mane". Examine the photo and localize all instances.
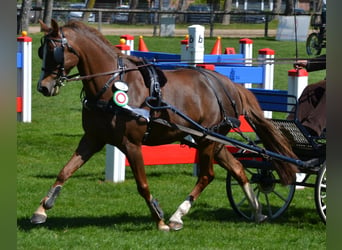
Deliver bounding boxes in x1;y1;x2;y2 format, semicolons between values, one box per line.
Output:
64;20;121;54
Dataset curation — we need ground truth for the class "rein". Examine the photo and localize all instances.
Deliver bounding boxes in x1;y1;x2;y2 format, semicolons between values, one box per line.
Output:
61;64;151;83
63;66;140;82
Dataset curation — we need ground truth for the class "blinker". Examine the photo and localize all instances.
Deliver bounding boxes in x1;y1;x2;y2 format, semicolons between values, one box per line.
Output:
38;38;65;65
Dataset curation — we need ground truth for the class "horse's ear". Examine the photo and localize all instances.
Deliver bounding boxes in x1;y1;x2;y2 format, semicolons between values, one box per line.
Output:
39;19;51;34
50;19;59;37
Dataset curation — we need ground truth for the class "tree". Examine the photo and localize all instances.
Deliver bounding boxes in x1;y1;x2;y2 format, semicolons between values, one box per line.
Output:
222;0;233;25
43;0;54;25
18;0;32;34
316;0;324;12
273;0;282;14
284;0;294;15
176;0;188;23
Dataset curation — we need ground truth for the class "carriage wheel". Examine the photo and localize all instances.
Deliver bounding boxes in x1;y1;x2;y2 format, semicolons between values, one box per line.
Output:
226;167;295;221
315;162;326;224
306;32;322;56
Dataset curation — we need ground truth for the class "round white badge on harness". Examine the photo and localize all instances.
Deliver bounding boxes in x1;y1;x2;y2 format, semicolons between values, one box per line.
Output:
113;90;129;107
114;81;129;92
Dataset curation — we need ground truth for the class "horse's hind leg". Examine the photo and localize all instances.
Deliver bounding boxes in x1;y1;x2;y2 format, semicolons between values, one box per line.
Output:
30;135;103;224
124;143;170;231
213;144;267;223
169;143;216;231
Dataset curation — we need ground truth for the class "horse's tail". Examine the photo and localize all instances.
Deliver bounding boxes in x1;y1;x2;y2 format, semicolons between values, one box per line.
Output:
238;86;299;185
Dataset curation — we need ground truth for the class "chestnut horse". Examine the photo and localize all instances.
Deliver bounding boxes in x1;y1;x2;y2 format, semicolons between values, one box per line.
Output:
31;19;298;231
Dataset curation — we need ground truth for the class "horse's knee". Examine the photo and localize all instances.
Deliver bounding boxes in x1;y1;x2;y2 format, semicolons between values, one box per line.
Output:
197;174;214;186
137;183;150;198
207;174;215;184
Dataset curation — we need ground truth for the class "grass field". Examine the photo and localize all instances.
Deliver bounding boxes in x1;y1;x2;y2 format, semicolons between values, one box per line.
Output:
17;30;326;249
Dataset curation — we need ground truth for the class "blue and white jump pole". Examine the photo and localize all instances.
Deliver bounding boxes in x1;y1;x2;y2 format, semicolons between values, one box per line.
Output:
17;31;32;123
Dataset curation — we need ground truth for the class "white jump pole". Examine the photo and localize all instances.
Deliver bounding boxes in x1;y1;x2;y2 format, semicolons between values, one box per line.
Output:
287;68;308;100
258;48;275;118
239;38;253;88
105;145;126;183
188;25;205;64
17;31;32;123
187;25;205;175
120;34;134;53
287;68;308;186
115;37;131;56
104;37;134;183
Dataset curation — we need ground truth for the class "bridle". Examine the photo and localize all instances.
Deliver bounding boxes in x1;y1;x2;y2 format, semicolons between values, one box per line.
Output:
37;28;151;86
37;26;156;104
38;28;79;89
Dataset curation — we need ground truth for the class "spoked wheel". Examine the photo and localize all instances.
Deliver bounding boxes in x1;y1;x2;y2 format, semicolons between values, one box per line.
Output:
315;162;326;224
226;166;295;221
306;32;322;56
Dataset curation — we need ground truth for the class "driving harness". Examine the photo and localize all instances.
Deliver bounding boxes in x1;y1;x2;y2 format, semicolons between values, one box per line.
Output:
83;56;241;143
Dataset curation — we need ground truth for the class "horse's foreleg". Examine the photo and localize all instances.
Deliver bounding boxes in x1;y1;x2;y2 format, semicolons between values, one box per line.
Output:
213;144;267;223
31;135;102;224
125;144;170;231
30;153;85;224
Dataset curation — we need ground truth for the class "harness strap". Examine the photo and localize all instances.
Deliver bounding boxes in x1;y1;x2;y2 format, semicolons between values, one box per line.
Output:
141;58;162;106
192;67;240;130
93;56;125;100
195;67;239;118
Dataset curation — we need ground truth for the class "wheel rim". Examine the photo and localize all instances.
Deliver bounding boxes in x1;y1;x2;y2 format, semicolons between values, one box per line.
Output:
306;33;322;56
226;167;295;221
315;163;326;223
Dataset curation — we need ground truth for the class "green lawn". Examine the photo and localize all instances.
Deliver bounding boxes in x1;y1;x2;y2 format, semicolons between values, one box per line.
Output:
17;31;325;249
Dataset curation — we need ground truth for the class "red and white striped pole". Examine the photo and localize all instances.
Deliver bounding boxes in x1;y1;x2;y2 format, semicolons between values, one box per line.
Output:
239;38;253;88
258;48;275;90
288;68;308;186
17;31;32;122
120;34;134;51
287;68;308;110
180;34;190;63
115;37;131;55
258;48;275;118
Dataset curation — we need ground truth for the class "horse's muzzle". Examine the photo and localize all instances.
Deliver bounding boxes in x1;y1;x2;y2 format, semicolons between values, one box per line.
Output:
37;80;60;96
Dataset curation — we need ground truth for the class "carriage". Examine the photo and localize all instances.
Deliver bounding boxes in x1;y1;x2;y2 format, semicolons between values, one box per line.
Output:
31;19;326;231
306;14;326;56
147;88;326;224
225;90;326;223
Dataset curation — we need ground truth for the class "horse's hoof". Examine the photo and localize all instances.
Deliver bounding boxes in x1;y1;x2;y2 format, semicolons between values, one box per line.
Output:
255;214;268;223
158;224;170;232
169;221;183;231
30;212;47;224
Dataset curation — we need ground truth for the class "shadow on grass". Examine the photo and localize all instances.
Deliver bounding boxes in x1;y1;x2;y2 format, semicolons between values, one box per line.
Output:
18;204;323;233
53;133;83;138
33;172;102;180
17;213;153;232
189;202;324;225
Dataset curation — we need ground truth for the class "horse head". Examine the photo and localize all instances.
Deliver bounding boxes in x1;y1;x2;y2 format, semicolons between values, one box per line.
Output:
37;19;80;96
